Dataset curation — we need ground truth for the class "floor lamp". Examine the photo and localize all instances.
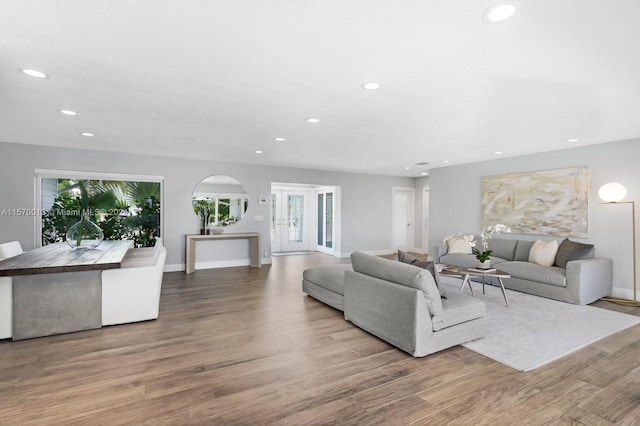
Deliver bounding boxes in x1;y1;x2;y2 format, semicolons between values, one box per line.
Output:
599;182;639;307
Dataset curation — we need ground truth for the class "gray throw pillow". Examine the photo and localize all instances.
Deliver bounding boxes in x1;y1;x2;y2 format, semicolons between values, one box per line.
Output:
554;239;595;268
397;249;420;265
397;250;441;289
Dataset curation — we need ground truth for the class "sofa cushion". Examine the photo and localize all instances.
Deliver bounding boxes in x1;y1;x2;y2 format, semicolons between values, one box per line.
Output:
529;240;559;267
431;290;485;331
514;240;536;261
351;252;443;315
487;239;517;261
554;239;595;268
447;239;473;254
303;264;352;295
498;261;567;287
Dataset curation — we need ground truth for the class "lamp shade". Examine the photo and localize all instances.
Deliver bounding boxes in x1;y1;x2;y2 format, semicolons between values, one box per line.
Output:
598;182;627;202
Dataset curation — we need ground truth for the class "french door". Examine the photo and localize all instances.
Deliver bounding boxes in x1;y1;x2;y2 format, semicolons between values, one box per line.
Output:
316;190;335;254
271;190;310;252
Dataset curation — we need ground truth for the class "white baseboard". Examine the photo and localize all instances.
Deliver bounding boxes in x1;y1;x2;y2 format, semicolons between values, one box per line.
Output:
164;263;184;272
610;286;636;300
164;258;261;272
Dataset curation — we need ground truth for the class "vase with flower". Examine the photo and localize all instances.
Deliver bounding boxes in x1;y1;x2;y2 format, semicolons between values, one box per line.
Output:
472;223;511;269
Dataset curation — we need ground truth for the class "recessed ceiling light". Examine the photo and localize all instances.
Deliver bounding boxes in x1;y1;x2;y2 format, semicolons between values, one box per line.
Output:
361;82;381;91
305;118;320;123
404;166;411;170
22;69;48;78
420;172;428;176
81;132;94;137
483;3;516;23
59;109;78;116
567;138;580;142
274;137;287;142
494;151;503;155
443;160;450;163
255;150;263;154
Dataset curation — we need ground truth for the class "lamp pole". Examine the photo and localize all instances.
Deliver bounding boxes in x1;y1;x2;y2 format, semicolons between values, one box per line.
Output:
601;200;638;307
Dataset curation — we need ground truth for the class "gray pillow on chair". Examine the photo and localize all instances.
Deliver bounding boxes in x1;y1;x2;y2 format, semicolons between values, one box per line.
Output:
397;250;441;288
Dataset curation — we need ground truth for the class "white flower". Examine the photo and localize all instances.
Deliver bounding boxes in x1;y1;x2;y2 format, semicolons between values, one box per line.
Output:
479;223;511;251
443;232;477;247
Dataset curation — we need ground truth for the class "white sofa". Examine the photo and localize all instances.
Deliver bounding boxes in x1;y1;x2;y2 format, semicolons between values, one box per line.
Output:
101;246;167;326
0;241;23;339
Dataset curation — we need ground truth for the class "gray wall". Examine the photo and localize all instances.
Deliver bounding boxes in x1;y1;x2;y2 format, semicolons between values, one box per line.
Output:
428;138;640;299
0;141;414;270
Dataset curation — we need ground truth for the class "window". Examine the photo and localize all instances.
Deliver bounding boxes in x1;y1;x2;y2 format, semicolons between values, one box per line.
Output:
36;170;163;248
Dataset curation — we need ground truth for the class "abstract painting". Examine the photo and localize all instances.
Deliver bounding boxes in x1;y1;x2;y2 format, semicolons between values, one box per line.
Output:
481;166;589;237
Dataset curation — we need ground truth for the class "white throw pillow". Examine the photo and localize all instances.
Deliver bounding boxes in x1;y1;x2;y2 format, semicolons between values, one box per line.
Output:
529;239;559;267
447;239;472;254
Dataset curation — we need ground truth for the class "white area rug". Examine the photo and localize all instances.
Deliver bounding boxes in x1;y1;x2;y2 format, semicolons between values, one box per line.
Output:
440;279;640;372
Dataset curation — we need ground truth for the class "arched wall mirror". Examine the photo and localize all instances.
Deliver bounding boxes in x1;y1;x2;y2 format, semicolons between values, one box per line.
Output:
192;175;249;234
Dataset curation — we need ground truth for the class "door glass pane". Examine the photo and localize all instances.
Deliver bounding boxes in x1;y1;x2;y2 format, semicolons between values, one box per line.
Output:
288;195;304;243
325;193;333;248
271;193;276;242
317;193;324;245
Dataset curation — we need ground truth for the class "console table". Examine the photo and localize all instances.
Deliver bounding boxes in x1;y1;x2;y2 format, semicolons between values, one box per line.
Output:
185;232;261;274
0;240;133;340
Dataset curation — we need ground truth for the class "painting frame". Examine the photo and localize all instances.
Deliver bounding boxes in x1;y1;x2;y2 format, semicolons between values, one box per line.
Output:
481;166;589;237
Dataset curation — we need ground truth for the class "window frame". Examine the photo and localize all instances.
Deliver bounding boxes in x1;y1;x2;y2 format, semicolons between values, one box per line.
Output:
34;168;164;248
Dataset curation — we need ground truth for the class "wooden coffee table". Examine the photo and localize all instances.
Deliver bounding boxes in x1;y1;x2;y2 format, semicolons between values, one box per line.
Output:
440;265;511;307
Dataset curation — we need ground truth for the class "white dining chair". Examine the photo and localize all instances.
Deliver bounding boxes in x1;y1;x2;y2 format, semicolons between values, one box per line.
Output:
101;247;167;326
0;241;22;339
0;240;23;260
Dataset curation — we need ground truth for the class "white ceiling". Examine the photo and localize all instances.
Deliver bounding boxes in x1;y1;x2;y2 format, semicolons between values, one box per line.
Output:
1;0;639;176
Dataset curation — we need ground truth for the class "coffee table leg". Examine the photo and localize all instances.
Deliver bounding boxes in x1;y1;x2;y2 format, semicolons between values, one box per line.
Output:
458;274;475;297
498;277;510;307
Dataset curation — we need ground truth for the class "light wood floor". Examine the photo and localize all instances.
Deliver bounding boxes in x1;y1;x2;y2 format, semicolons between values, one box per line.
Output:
1;253;639;425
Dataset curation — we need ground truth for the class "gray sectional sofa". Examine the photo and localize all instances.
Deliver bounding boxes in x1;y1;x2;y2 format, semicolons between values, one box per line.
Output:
435;238;613;305
302;252;485;357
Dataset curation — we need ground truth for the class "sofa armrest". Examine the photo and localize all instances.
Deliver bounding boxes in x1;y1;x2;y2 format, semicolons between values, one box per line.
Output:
344;270;433;356
433;244;448;262
565;258;613;304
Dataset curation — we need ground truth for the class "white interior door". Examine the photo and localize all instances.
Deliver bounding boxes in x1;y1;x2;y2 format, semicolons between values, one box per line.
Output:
422;187;430;255
392;187;415;251
271;189;310;252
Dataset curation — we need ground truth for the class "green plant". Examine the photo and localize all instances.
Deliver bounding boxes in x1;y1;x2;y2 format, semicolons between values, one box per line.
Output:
128;196;161;247
42;192;82;245
472;224;511;262
472;247;492;263
193;200;213;230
